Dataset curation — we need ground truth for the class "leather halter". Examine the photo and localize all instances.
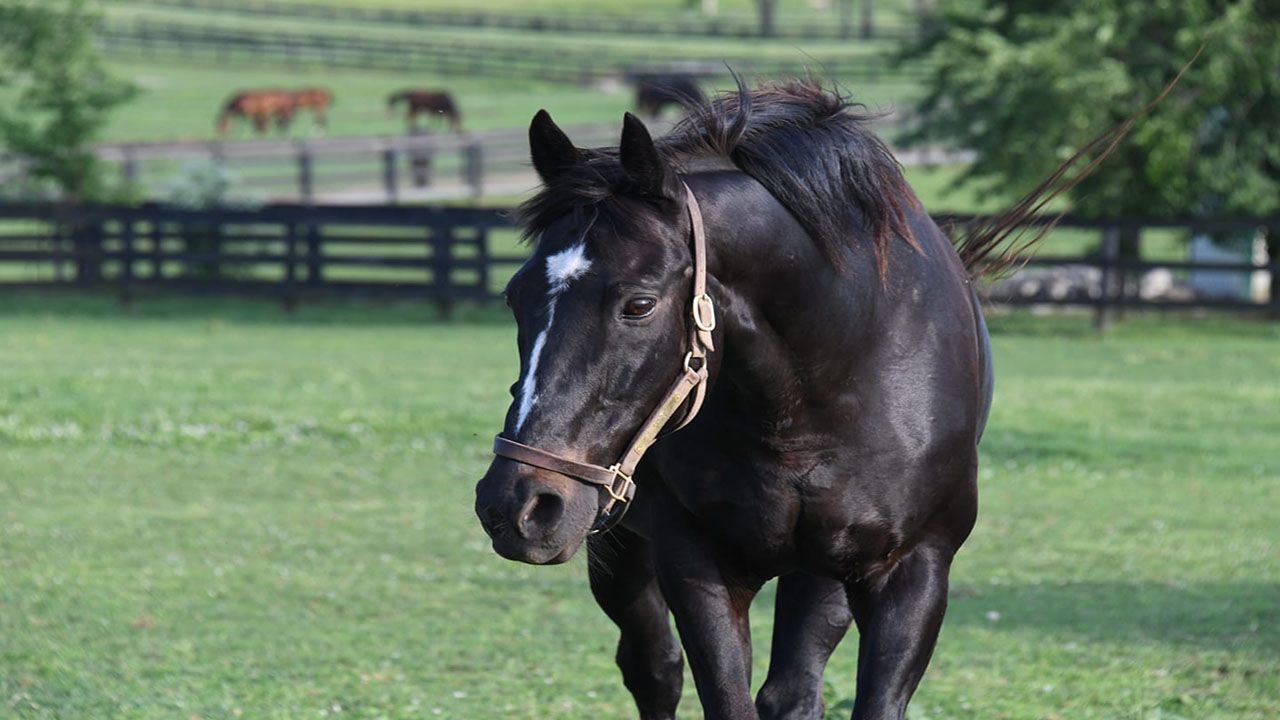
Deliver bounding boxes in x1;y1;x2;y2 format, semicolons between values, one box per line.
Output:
493;182;715;534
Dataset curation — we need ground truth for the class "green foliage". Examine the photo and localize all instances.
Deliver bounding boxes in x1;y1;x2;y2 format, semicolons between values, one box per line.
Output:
0;0;136;200
904;0;1280;218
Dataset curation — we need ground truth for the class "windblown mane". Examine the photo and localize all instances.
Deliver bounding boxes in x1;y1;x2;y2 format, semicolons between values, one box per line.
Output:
519;80;917;274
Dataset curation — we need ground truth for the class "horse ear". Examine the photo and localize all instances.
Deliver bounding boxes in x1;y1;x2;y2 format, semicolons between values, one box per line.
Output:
529;109;577;183
619;112;679;201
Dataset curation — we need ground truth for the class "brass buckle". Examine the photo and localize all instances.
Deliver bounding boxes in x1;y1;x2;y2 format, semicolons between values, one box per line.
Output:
692;293;716;332
604;465;634;504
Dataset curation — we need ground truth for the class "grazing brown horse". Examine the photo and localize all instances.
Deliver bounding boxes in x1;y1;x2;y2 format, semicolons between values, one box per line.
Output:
291;87;333;132
216;89;294;136
474;78;1145;719
216;88;333;137
388;90;462;132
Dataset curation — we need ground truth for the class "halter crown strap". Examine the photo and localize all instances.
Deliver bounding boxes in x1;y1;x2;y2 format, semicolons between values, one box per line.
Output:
492;182;715;534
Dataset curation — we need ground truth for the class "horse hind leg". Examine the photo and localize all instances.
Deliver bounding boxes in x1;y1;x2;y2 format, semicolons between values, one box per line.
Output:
844;536;959;720
588;527;683;720
756;571;853;720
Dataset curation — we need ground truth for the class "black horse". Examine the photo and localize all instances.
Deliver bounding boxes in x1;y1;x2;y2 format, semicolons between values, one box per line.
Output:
474;81;1082;719
634;73;706;118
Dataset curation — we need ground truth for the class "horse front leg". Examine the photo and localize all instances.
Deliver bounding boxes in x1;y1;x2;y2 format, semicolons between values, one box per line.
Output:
756;571;853;719
652;507;764;720
588;527;683;720
845;537;958;720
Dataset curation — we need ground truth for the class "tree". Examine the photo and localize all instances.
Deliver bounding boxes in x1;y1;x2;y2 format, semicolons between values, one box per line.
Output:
0;0;135;201
903;1;1280;221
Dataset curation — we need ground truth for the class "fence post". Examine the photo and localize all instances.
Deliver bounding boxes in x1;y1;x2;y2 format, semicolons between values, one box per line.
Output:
463;142;483;197
120;216;136;308
476;225;491;302
431;221;454;319
382;148;400;203
72;217;104;286
297;142;314;204
1094;225;1119;332
122;149;139;193
409;128;432;188
283;220;299;311
305;221;322;286
1116;225;1139;321
1267;224;1280;319
151;217;164;280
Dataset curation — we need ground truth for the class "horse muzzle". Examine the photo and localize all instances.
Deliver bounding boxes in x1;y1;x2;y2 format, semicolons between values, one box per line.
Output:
474;458;597;565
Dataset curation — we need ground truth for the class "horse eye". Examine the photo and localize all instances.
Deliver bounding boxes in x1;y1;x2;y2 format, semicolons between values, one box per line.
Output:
622;297;657;319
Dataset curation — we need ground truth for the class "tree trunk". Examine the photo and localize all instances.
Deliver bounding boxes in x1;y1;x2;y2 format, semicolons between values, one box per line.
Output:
861;0;874;39
839;0;854;40
757;0;777;37
912;0;935;37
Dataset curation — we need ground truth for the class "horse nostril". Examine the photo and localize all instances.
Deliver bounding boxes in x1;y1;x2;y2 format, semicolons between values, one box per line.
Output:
518;491;565;540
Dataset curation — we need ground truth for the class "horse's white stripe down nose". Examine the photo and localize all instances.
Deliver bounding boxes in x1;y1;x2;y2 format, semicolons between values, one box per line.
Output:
514;243;592;434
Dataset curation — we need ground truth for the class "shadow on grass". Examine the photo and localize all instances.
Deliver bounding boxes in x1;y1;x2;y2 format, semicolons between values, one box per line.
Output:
946;580;1280;652
0;291;515;327
749;579;1277;654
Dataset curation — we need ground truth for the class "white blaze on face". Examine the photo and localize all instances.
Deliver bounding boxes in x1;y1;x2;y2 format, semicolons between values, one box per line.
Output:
514;243;592;434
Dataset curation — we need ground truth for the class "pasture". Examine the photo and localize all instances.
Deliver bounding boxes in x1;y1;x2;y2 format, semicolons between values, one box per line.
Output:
2;298;1277;719
90;0;924;144
98;61;918;144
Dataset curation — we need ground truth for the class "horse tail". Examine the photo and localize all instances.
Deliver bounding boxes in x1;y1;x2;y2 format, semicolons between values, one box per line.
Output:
956;50;1199;278
388;91;408;108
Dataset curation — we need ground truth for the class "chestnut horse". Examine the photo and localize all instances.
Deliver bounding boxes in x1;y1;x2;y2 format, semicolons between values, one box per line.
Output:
216;88;332;137
474;79;1139;719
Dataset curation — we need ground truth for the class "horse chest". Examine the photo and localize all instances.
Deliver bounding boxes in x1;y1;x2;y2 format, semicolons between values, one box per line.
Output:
654;447;847;563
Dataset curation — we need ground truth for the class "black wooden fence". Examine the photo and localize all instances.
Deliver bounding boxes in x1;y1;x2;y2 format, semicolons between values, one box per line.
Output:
1;203;1276;321
98;20;924;84
0;202;519;315
132;0;921;41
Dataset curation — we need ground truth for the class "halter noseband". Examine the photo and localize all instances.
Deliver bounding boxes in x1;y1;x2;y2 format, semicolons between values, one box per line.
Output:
492;182;715;534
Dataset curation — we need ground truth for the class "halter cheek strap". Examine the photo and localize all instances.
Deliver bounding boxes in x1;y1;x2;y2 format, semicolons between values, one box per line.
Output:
492;182;715;534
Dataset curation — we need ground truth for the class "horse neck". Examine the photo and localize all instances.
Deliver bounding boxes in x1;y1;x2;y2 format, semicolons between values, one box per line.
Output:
696;170;985;446
696;172;887;425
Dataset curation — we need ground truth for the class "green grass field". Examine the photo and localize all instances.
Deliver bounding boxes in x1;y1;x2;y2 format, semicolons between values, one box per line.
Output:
97;59;918;144
88;0;925;144
1;297;1277;719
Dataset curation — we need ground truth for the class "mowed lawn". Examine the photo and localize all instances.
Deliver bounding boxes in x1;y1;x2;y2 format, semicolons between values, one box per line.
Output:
1;298;1278;719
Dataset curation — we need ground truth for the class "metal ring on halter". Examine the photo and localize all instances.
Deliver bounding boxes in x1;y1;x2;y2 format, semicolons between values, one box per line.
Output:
603;466;634;503
692;293;716;332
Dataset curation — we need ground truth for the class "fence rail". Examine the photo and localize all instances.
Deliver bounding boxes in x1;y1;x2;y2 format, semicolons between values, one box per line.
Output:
0;202;518;314
8;120;972;205
1;203;1276;321
127;0;922;41
98;19;925;83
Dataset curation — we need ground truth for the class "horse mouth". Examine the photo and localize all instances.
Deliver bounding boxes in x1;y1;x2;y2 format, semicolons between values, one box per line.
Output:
488;533;582;566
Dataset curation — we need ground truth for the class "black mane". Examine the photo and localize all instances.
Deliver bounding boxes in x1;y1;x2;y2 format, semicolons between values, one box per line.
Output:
519;79;918;273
